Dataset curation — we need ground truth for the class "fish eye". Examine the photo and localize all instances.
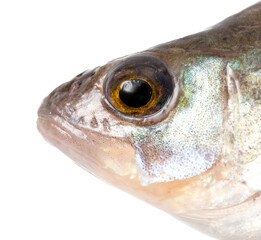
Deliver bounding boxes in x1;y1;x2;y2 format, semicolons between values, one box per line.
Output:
119;78;152;108
104;55;174;119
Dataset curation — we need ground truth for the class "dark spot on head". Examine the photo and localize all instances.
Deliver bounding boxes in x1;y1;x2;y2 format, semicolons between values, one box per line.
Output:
222;37;227;41
90;116;98;128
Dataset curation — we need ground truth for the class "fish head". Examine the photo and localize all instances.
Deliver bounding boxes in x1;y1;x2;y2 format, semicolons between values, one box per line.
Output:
37;3;261;239
37;48;231;211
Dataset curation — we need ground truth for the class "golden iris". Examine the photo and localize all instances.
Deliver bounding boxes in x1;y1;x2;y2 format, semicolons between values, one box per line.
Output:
110;77;159;116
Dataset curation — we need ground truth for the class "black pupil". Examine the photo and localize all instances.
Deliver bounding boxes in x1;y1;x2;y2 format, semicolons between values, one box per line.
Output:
119;79;152;108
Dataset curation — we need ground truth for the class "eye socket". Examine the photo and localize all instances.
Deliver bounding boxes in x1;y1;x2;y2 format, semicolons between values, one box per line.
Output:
105;55;174;119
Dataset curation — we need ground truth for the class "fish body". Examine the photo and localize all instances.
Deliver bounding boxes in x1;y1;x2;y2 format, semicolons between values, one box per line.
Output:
38;3;261;239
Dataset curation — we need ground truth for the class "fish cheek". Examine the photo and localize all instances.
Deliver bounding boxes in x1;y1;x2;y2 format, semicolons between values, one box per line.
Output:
95;137;138;180
71;132;140;186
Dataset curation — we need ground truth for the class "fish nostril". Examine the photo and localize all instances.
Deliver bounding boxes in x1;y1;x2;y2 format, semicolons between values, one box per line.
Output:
70;80;82;92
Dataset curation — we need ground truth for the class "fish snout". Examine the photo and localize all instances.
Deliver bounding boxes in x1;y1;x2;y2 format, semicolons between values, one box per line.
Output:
37;67;106;169
37;68;98;122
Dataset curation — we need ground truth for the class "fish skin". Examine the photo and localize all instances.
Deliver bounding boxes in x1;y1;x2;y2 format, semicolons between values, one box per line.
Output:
37;2;261;240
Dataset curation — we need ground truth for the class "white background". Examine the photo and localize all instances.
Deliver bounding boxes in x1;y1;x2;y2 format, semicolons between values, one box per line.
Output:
0;1;258;239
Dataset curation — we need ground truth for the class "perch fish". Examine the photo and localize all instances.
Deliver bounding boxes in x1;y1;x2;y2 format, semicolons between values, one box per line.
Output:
37;2;261;240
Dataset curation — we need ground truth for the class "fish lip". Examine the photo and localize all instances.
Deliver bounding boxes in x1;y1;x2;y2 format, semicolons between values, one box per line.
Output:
37;115;94;175
37;98;63;132
37;111;85;142
37;95;75;141
37;95;94;147
37;114;71;143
